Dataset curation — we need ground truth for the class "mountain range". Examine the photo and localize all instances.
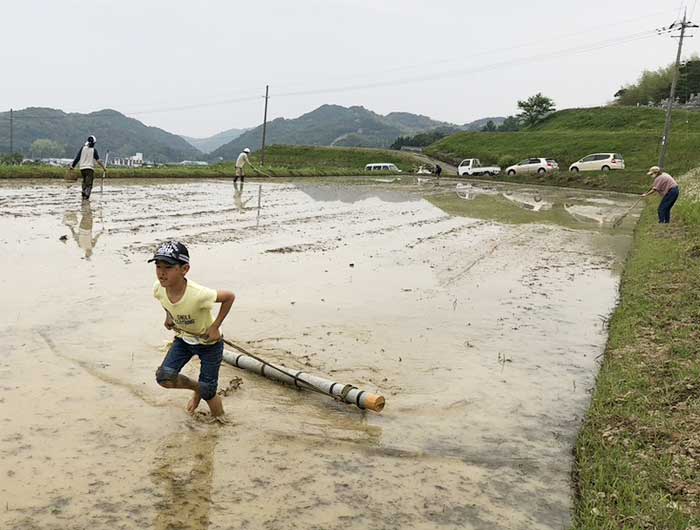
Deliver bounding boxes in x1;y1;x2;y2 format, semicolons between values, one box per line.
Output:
208;104;456;160
180;127;250;153
0;105;505;162
0;107;201;163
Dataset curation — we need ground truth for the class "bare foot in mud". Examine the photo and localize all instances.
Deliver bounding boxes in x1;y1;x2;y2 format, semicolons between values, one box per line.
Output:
187;392;201;414
193;411;232;425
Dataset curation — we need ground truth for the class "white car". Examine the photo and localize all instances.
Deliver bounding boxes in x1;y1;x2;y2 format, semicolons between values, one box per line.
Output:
569;153;625;173
365;163;402;173
505;158;558;176
457;158;501;177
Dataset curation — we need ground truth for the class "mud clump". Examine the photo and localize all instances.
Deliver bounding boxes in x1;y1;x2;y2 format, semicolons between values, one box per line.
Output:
217;377;243;397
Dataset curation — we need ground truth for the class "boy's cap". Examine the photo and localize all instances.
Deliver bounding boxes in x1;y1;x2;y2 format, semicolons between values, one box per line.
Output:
148;241;190;265
647;166;661;175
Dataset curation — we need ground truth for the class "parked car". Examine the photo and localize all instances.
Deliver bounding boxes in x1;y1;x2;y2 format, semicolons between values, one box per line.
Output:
546;159;559;172
505;158;558;176
457;158;501;177
569;153;625;173
365;163;402;173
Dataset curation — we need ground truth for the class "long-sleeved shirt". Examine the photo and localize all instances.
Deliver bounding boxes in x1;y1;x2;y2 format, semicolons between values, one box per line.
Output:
71;145;100;170
235;152;249;169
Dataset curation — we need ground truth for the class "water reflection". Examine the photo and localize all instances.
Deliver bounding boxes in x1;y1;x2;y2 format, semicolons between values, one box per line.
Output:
455;183;499;200
62;200;103;258
501;191;552;211
428;182;641;230
233;181;253;213
150;426;219;530
297;185;419;204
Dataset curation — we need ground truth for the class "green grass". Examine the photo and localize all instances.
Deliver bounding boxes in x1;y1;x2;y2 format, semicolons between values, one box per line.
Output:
426;106;700;194
0;145;423;179
247;144;421;171
572;184;700;529
531;106;700;131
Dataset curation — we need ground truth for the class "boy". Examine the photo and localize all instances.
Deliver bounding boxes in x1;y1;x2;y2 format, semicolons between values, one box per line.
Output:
149;241;235;418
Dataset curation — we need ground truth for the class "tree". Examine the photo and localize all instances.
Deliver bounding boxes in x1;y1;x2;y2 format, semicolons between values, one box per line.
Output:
614;65;673;106
517;93;556;127
0;153;23;165
497;115;520;132
30;139;65;158
480;120;497;132
677;59;700;103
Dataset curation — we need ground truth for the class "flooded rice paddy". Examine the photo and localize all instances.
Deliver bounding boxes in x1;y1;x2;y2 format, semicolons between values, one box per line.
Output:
1;177;639;530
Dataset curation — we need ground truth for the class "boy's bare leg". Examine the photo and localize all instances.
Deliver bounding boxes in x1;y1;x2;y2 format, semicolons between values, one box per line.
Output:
157;373;201;413
206;395;225;417
187;391;201;414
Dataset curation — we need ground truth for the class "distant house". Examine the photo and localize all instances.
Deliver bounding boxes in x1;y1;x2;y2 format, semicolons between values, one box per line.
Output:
111;153;144;167
22;158;74;167
179;160;209;166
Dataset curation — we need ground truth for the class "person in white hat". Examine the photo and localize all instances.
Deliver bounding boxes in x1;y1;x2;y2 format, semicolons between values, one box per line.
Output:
69;135;107;200
642;166;680;224
234;147;252;184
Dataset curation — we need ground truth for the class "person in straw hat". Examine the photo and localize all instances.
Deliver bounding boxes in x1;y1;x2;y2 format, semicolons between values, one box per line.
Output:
642;166;680;224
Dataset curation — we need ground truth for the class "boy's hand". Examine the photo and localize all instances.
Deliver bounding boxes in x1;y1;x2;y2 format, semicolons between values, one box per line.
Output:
164;317;175;330
205;325;222;342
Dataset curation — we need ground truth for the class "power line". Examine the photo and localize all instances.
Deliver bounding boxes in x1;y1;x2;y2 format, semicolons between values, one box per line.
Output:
309;8;674;84
659;9;699;167
272;30;659;99
1;26;662;121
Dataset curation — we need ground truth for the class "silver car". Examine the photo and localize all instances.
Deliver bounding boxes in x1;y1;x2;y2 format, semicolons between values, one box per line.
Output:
569;153;625;172
505;158;558;176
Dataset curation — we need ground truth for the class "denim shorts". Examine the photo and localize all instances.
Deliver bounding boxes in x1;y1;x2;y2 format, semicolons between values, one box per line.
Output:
158;337;224;401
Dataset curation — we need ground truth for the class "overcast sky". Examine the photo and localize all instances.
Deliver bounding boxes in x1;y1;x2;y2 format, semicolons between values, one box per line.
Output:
3;0;694;137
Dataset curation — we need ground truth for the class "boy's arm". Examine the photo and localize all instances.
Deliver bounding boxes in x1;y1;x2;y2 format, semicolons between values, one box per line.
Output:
205;290;235;341
164;309;174;330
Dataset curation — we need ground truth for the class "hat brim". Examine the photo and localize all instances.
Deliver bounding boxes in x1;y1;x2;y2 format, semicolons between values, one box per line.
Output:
148;256;182;265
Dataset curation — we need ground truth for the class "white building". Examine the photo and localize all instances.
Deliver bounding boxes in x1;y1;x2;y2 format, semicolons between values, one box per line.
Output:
111;153;144;167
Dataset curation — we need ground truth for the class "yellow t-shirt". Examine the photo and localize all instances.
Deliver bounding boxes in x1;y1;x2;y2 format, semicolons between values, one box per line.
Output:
153;279;218;345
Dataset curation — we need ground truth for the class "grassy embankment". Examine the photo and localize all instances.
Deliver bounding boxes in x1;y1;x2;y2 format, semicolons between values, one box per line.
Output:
0;145;422;179
426;106;700;194
572;172;700;529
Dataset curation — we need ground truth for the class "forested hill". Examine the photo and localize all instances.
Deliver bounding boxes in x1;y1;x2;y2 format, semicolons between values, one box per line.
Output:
209;104;455;160
0;107;202;163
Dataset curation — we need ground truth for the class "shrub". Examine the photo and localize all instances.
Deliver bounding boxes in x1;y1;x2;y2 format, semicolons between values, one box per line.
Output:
498;155;517;168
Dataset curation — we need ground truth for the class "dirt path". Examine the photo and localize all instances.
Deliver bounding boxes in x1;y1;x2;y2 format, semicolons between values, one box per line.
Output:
411;153;459;175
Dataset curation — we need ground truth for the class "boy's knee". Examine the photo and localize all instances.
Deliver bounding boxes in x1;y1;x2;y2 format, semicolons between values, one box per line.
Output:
199;381;218;401
156;365;177;387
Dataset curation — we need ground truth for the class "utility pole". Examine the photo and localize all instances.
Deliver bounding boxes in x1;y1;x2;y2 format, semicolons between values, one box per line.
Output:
261;85;269;165
9;108;13;155
658;10;698;168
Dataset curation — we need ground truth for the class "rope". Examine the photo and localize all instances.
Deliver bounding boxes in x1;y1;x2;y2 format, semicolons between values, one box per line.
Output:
170;325;333;399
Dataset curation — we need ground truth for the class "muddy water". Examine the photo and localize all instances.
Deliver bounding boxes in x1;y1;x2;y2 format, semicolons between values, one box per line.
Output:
1;178;638;530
